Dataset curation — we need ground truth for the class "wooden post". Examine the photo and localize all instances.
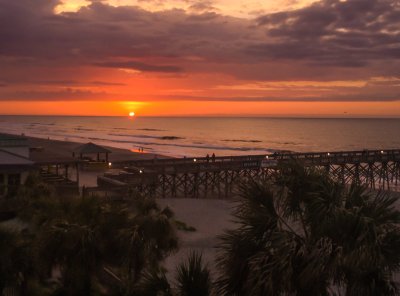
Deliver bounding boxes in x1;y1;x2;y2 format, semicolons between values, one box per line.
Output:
162;174;166;198
184;173;188;198
204;171;208;198
224;170;229;198
217;171;221;198
172;174;176;197
355;164;360;185
370;163;375;189
76;163;80;184
340;165;345;184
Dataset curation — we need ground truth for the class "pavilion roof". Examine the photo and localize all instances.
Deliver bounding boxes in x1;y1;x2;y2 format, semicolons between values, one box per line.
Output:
73;142;112;154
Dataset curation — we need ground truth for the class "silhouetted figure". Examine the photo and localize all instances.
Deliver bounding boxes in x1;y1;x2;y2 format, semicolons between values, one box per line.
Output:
206;154;210;162
212;153;216;162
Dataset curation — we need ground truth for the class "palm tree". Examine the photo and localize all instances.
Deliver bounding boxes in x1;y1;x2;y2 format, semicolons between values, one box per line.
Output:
35;194;179;295
133;268;172;296
0;229;20;292
216;164;400;295
134;251;211;296
36;197;105;295
176;251;212;296
0;174;181;295
115;197;178;294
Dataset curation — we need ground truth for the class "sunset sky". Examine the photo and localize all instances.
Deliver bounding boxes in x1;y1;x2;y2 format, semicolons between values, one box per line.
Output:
0;0;399;116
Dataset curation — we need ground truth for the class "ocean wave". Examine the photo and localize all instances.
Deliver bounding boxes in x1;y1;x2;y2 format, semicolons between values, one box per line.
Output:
271;141;301;145
30;122;55;126
222;139;262;143
20;130;278;153
137;128;166;132
159;136;183;140
75;127;96;131
108;133;184;140
112;127;129;130
104;138;279;153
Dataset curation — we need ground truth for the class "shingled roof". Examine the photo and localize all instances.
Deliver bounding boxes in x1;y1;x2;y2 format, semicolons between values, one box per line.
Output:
73;142;112;154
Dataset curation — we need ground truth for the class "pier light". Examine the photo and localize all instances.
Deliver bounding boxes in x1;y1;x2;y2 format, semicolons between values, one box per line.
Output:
381;150;384;154
139;170;143;174
327;153;330;156
265;155;269;159
193;158;197;162
108;162;112;167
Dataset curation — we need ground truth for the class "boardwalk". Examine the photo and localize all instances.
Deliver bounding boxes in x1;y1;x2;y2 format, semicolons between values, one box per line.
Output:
97;149;400;198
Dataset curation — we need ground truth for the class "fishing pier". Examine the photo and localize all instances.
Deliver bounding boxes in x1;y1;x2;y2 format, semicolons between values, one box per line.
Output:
94;149;400;198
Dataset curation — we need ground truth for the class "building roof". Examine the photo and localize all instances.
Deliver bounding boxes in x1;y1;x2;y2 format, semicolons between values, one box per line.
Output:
73;142;112;154
29;150;82;165
0;149;34;167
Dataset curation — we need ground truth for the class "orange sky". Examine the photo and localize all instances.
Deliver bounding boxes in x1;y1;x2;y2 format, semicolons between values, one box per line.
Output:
0;0;399;117
1;101;400;117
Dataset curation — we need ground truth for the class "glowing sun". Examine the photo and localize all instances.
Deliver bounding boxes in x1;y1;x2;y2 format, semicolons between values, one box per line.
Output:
129;112;135;117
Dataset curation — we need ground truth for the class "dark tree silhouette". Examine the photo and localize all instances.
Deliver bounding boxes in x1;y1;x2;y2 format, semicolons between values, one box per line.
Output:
216;165;400;295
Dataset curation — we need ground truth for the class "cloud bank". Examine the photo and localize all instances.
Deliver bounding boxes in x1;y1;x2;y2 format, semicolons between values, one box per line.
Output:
0;0;399;102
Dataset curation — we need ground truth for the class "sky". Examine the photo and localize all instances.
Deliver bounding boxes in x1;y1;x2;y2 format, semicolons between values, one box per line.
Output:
0;0;399;116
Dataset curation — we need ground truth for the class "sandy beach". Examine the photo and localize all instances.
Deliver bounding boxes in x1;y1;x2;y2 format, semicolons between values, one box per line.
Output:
21;134;170;187
157;198;235;276
26;135;166;163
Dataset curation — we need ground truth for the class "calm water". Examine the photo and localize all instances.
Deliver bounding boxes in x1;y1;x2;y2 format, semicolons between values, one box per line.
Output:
0;116;399;157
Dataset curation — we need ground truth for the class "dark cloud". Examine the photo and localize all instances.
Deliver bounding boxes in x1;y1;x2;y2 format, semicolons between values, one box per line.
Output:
0;0;399;101
94;61;182;72
1;0;399;70
156;92;400;102
0;88;112;101
0;79;126;86
188;1;217;13
253;0;400;67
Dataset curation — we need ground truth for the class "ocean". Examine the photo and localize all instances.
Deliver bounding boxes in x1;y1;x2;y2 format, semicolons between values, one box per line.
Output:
0;116;399;158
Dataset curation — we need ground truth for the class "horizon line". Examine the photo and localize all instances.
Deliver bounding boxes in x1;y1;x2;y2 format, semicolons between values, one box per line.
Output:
1;114;400;119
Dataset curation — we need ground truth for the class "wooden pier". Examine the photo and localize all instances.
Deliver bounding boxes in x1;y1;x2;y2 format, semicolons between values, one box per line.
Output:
97;149;400;198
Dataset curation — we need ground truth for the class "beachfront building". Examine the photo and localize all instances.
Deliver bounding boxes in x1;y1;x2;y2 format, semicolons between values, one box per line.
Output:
0;134;34;197
73;142;112;168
